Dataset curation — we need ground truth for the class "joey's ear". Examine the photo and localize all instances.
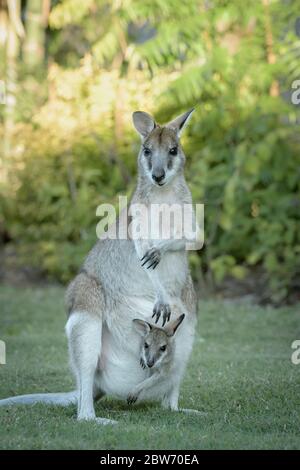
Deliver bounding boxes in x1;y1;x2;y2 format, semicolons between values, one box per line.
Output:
165;314;185;337
166;108;194;137
132;111;156;139
133;318;152;336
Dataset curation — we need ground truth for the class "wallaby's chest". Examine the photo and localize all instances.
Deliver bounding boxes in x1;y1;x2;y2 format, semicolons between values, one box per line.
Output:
129;186;185;246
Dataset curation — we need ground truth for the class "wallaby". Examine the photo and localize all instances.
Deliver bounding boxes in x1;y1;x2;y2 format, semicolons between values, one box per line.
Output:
0;109;199;424
127;314;185;405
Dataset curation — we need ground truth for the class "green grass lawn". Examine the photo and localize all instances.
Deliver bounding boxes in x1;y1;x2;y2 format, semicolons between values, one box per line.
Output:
0;285;299;450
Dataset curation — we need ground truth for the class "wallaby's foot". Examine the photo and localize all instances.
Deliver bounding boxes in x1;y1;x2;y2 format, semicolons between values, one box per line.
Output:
78;414;117;425
77;410;96;421
141;247;161;270
161;395;205;415
94;417;118;425
179;408;206;415
162;403;205;415
152;299;171;326
162;403;178;411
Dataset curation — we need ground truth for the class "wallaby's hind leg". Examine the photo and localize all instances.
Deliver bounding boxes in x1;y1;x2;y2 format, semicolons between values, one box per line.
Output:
65;311;116;425
65;272;116;425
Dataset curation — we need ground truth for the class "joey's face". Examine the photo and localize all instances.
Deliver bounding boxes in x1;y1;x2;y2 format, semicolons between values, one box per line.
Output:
139;127;185;187
132;314;185;370
141;329;170;369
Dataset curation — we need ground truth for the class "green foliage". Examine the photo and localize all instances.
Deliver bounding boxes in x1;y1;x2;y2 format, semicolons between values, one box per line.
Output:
1;0;300;302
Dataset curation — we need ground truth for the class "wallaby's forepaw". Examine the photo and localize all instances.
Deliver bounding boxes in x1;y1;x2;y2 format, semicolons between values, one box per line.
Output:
141;247;161;270
152;300;171;326
140;358;146;369
127;393;138;405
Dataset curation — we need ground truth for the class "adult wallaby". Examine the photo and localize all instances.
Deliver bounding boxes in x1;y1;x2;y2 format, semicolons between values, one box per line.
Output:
0;109;198;425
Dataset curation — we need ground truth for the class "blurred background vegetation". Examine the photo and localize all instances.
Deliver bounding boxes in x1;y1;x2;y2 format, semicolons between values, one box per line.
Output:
0;0;299;305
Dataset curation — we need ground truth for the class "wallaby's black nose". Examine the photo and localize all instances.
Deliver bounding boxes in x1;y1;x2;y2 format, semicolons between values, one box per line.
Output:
147;359;154;368
152;170;165;183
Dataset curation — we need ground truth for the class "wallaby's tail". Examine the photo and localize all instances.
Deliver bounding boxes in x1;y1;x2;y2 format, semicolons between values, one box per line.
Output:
0;390;77;407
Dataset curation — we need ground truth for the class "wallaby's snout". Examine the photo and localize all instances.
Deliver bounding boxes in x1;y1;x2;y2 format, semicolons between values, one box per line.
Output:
152;168;165;185
147;358;155;368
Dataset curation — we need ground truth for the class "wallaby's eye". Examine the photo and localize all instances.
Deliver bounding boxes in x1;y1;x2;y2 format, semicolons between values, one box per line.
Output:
160;345;167;352
144;342;149;349
169;147;178;156
143;148;151;157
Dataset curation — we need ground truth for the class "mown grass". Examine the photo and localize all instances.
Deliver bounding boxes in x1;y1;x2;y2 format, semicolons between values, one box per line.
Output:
0;285;299;450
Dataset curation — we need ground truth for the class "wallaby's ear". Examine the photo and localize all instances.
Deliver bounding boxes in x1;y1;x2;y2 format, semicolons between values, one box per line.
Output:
132;111;156;139
133;318;152;336
166;109;194;136
165;314;185;337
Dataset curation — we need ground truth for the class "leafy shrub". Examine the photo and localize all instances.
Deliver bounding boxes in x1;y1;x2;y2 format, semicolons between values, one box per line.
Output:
1;0;300;303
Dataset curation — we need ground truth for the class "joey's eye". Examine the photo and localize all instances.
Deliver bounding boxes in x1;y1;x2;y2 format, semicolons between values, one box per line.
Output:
144;342;149;349
160;345;167;352
169;147;178;156
143;148;151;157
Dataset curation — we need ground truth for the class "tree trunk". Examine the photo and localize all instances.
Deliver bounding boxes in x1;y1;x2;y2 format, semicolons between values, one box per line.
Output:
23;0;47;69
0;3;8;104
262;0;279;97
3;0;22;164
